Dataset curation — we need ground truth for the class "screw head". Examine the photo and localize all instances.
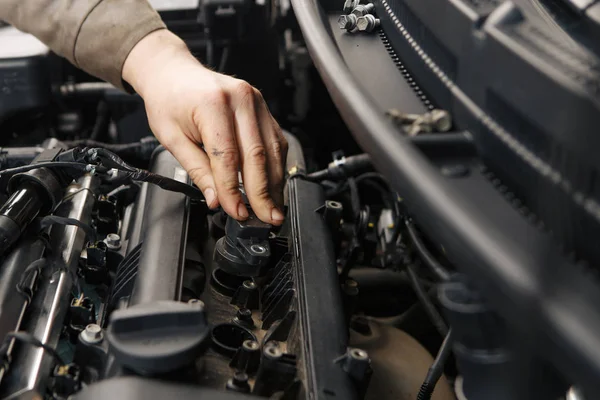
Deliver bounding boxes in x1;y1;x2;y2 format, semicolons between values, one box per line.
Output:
250;244;266;254
357;15;380;32
187;299;205;310
242;280;257;290
430;109;452;131
105;233;121;250
350;348;369;360
264;343;282;359
343;0;360;13
338;14;357;31
243;339;259;351
81;324;103;344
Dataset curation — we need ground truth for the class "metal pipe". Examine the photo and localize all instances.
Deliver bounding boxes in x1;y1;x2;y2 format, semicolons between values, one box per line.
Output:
0;175;98;399
130;149;189;305
0;239;46;383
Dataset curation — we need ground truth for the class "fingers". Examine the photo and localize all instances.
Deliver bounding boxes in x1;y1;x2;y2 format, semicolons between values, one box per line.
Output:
161;130;219;208
231;82;283;225
197;94;248;220
256;96;288;209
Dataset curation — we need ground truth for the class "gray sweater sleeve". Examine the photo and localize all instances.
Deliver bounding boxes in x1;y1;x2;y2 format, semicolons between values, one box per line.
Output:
0;0;166;90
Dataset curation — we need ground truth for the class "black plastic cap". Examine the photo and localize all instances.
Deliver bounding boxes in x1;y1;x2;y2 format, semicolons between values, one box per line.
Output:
106;300;209;375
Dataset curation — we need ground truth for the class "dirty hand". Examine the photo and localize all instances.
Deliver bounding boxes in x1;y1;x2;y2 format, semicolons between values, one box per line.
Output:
122;30;288;225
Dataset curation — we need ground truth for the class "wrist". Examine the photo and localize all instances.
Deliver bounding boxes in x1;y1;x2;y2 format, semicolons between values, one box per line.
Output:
122;30;197;97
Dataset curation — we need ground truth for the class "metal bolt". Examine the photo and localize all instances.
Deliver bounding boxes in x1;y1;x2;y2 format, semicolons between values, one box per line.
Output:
243;280;257;290
243;339;259;351
343;0;360;13
338;14;358;31
327;200;343;209
226;372;251;393
352;3;375;17
187;299;205;310
357;15;380;32
250;244;266;254
80;324;103;344
233;308;254;328
264;343;282;359
429;109;452;131
350;348;369;361
105;233;121;250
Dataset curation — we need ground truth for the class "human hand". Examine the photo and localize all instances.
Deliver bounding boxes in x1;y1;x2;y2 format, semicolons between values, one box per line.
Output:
122;30;288;225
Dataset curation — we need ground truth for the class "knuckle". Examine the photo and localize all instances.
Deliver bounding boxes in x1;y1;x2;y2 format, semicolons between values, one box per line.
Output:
270;138;287;162
246;144;267;166
211;147;239;169
187;167;210;187
234;81;255;100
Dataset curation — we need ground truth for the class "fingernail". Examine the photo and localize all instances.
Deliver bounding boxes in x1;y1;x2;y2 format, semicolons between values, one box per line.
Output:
204;188;216;207
271;208;285;222
237;203;249;219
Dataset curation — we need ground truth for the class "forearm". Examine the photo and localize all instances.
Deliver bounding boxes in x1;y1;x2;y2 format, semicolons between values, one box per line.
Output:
0;0;166;90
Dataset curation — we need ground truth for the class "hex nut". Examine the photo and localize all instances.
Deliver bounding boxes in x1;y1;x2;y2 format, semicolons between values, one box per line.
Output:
81;324;103;344
352;3;375;17
357;15;380;32
343;0;360;14
338;14;358;31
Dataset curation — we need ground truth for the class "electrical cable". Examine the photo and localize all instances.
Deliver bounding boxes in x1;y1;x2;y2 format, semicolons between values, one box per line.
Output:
89;148;205;200
38;215;97;244
0;162;104;177
406;263;449;336
0;331;66;366
406;220;451;281
15;258;48;304
417;329;455;400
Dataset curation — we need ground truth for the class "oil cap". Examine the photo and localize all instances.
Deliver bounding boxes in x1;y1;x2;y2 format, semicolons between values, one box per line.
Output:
106;300;209;375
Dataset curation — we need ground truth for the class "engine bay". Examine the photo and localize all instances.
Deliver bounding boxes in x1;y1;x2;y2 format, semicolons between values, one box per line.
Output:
1;0;599;399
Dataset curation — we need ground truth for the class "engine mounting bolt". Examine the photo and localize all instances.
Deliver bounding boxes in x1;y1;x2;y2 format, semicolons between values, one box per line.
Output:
80;324;103;344
105;233;121;250
357;15;380;32
226;372;251;393
343;0;360;14
264;343;283;360
233;308;254;328
338;14;358;31
352;3;375;17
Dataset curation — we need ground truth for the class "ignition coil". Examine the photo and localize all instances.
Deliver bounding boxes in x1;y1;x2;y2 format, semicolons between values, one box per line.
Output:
214;210;272;277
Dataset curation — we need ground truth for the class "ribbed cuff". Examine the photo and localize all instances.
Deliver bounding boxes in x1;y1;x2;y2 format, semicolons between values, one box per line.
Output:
74;0;166;92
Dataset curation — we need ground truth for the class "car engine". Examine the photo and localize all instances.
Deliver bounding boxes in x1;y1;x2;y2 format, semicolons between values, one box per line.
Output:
1;0;599;400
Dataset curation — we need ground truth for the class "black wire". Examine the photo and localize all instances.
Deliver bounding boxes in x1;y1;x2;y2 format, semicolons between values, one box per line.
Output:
406;220;451;281
0;162;102;177
406;264;449;336
0;331;65;366
417;329;454;400
16;258;47;304
38;216;97;244
347;178;361;218
91;148;205;200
